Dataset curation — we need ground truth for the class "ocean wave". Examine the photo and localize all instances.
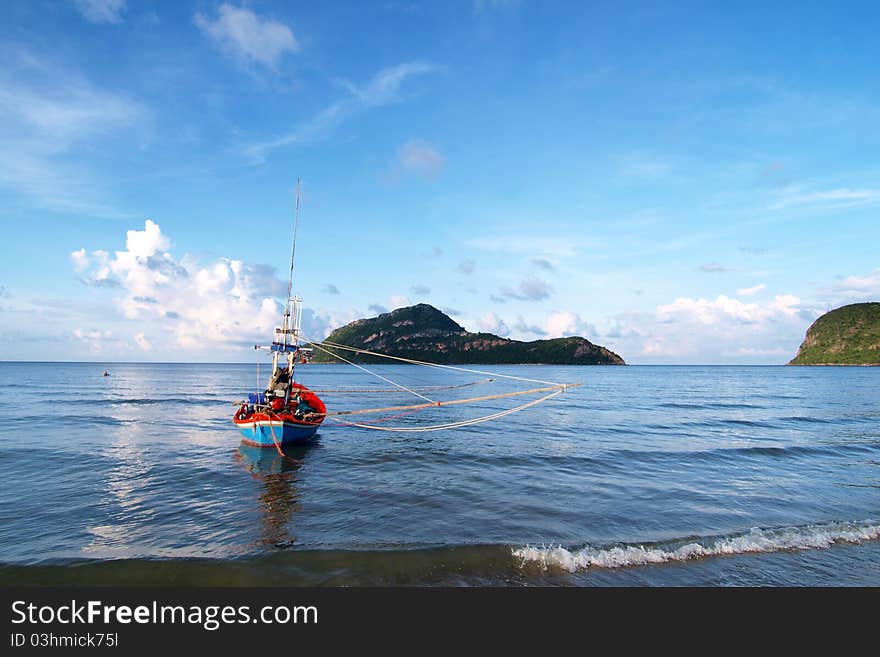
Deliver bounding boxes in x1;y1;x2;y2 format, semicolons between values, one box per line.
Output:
513;520;880;572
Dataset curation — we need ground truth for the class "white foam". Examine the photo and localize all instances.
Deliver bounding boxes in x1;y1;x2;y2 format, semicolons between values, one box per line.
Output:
513;520;880;572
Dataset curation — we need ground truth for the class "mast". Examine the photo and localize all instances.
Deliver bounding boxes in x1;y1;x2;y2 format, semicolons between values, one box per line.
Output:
259;179;305;393
281;180;302;383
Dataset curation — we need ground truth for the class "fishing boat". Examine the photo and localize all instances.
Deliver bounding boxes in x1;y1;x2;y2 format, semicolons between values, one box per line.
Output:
232;305;326;448
233;180;581;452
233;182;326;450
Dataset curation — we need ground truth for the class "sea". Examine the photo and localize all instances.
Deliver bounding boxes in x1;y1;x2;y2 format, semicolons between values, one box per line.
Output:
0;362;877;586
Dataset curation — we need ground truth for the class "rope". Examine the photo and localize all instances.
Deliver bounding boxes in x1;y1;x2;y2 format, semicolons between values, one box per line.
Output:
331;390;563;432
320;383;580;418
328;406;427;427
311;338;565;387
266;411;286;458
309;379;493;394
307;339;437;404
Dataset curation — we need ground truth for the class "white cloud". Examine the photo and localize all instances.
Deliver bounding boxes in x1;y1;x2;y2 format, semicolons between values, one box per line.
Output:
133;332;151;351
827;268;880;302
243;101;347;163
74;0;126;24
125;219;170;258
476;311;509;336
771;186;880;210
388;295;410;309
0;53;142;215
337;61;435;107
630;292;813;362
769;294;801;316
731;347;789;357
0;67;139;141
658;294;800;325
70;248;89;272
245;62;434;163
195;3;299;67
737;283;766;296
545;311;596;339
73;328;111;340
75;220;292;350
72;328;116;354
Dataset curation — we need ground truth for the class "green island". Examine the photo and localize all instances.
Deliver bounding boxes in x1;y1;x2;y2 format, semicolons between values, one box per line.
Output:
312;303;625;365
789;302;880;365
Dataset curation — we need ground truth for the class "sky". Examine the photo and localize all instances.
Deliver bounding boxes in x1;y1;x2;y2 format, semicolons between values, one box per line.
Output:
1;0;879;363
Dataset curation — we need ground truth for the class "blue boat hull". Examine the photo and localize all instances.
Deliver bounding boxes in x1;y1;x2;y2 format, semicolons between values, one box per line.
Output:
237;419;320;447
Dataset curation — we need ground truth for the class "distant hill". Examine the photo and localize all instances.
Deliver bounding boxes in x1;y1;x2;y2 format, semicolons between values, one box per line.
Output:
789;302;880;365
312;304;625;365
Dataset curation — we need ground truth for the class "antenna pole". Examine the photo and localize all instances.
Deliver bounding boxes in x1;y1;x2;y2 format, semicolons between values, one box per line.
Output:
285;179;301;323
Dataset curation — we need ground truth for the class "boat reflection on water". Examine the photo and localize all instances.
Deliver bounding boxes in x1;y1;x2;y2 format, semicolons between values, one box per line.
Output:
235;440;318;549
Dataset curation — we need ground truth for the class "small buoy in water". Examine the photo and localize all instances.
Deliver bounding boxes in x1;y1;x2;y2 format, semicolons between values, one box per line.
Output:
102;371;110;377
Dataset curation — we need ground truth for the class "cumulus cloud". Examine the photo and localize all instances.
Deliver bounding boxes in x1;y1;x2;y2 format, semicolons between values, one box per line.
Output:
410;284;431;296
430;246;443;257
737;283;766;296
545;311;596;339
70;248;89;272
322;283;340;295
74;0;126;24
73;219;294;351
457;258;475;275
827;268;880;302
476;311;509;336
368;303;388;315
658;294;801;325
195;3;299;67
500;276;552;302
622;292;816;362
